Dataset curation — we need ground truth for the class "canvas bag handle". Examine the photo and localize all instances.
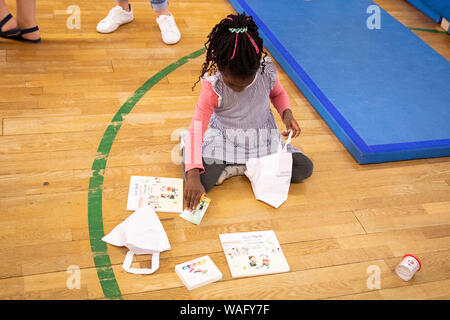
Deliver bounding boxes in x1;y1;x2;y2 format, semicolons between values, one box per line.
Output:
122;251;160;274
277;130;294;153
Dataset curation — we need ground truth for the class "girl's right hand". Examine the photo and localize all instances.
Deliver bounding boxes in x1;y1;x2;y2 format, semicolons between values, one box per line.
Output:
184;169;206;211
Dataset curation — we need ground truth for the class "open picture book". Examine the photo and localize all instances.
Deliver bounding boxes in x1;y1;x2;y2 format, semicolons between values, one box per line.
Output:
219;230;290;278
126;176;183;213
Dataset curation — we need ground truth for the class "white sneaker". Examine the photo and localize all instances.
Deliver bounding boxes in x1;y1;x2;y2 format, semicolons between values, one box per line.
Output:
156;14;181;45
96;5;134;34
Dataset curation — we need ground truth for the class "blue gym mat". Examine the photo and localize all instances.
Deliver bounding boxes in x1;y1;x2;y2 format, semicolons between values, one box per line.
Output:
229;0;450;163
407;0;450;23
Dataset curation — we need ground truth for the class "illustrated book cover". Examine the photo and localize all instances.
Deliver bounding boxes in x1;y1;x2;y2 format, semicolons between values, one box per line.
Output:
175;255;222;290
219;230;290;278
126;176;183;213
179;195;211;225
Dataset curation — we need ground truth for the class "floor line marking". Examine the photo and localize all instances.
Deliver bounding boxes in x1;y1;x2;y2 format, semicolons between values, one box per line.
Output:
87;48;205;300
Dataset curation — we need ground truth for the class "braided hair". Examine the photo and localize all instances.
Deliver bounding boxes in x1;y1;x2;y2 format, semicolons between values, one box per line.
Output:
193;12;267;90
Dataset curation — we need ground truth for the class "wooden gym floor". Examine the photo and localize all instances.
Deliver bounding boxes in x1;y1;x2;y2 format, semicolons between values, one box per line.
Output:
0;0;449;300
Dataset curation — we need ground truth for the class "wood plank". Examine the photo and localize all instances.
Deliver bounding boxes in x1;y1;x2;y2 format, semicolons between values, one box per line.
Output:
328;279;450;300
0;0;449;301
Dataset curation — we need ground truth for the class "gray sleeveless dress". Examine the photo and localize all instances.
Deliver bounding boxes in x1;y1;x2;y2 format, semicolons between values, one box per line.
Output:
201;58;301;165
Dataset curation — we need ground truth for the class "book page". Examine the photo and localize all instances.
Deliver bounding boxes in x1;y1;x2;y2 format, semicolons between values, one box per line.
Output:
219;230;290;278
126;176;183;213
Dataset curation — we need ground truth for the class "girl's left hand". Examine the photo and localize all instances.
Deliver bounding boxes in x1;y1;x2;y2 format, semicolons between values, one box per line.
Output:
281;109;301;139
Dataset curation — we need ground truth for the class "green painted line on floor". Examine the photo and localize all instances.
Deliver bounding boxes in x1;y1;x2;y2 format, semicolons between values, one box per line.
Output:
88;47;205;300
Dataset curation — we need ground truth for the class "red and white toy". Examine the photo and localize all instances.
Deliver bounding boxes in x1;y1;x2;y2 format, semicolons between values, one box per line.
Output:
395;254;422;281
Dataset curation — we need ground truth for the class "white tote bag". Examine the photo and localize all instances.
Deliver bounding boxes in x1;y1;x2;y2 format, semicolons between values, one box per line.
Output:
102;204;171;274
245;131;293;208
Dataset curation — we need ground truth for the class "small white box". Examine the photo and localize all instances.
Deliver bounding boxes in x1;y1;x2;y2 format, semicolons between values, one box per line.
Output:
175;255;222;290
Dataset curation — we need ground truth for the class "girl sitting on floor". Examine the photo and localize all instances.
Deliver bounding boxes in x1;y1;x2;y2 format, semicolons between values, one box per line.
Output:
182;13;313;210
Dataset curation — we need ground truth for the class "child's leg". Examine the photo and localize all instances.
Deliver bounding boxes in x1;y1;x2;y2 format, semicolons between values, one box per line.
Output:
181;148;227;193
182;159;227;193
199;160;228;192
215;164;246;185
291;152;313;183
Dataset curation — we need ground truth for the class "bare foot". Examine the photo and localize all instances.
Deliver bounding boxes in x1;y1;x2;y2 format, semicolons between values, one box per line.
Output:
16;22;40;40
0;10;18;33
19;28;40;40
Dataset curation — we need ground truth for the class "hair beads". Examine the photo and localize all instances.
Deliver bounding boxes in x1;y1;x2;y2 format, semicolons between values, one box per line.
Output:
193;13;267;90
